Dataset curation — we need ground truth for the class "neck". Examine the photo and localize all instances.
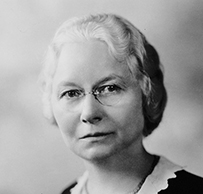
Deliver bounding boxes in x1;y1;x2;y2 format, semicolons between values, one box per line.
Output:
83;143;156;194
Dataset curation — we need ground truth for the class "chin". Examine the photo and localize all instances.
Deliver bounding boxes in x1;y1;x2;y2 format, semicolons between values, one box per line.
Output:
73;145;117;162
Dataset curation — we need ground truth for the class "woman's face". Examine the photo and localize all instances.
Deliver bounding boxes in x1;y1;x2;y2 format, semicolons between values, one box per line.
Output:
51;40;144;161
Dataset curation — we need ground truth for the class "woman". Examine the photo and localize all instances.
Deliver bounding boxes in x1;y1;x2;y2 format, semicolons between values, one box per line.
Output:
39;14;203;194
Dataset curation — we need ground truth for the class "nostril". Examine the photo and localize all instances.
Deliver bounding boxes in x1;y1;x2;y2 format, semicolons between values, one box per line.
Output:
82;116;102;124
82;119;88;123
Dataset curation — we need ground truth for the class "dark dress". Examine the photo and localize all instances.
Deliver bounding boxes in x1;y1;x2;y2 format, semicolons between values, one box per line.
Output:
61;170;203;194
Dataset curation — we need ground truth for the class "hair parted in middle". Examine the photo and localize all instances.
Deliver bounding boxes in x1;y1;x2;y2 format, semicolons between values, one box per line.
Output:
40;13;167;136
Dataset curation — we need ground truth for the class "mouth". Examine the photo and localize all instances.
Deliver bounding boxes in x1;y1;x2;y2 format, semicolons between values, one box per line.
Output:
80;132;114;139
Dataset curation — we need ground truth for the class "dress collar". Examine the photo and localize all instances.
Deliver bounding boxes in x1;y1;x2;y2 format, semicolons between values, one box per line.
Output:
138;156;182;194
70;157;183;194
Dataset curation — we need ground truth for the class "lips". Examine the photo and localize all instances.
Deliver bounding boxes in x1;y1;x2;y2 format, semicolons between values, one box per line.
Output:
80;132;114;139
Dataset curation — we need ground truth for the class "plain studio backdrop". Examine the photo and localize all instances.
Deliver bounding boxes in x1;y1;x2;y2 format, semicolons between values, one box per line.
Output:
0;0;203;194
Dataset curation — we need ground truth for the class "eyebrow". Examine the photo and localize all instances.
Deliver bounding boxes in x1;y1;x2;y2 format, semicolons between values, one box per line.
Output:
56;82;81;94
93;74;127;87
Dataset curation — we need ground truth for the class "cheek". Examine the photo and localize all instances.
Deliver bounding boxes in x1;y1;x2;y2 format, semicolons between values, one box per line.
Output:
111;96;144;135
51;98;78;139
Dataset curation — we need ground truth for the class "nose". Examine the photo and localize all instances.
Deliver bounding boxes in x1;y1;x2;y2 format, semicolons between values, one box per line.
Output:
80;93;103;124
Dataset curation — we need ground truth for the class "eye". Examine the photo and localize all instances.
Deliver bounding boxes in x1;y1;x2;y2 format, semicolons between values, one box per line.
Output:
61;89;83;99
96;84;123;96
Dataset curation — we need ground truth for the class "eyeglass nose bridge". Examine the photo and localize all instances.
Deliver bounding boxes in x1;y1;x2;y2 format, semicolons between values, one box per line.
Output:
83;90;103;105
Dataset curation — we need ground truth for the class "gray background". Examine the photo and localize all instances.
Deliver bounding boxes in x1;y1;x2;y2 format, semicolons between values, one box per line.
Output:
0;0;203;194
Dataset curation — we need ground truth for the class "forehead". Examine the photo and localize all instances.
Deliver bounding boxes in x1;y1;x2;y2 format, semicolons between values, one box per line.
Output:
53;40;133;87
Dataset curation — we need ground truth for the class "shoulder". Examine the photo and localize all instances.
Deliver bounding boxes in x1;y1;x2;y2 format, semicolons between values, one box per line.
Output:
159;170;203;194
60;171;89;194
61;181;77;194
